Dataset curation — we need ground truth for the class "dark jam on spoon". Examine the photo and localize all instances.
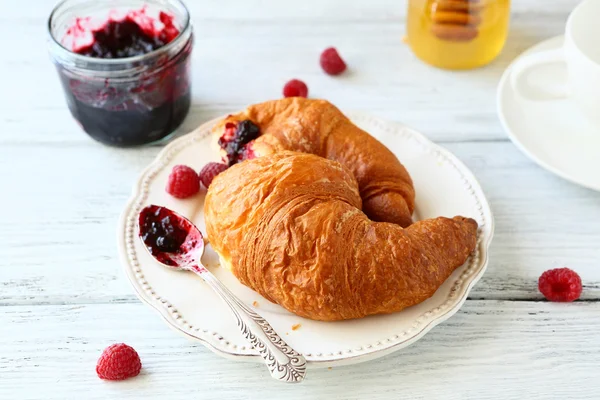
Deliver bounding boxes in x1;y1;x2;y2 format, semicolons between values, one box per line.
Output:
141;211;187;253
140;206;187;265
55;8;192;146
138;205;206;272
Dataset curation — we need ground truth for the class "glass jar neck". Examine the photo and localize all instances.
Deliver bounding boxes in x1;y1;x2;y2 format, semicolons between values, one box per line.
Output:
47;0;192;78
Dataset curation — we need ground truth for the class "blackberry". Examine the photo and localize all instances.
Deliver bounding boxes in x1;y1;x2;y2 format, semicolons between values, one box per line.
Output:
235;120;261;145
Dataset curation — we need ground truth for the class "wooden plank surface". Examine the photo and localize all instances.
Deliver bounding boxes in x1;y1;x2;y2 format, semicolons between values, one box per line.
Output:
1;0;598;398
2;301;599;399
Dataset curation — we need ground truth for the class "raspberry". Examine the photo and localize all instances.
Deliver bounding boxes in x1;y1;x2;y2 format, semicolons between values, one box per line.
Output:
538;268;582;302
320;47;347;75
283;79;308;98
221;122;237;142
238;143;257;162
199;162;228;188
96;343;142;381
165;165;200;198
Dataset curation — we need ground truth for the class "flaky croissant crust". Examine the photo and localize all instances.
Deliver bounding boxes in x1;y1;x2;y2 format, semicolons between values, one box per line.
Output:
212;98;415;227
205;152;478;321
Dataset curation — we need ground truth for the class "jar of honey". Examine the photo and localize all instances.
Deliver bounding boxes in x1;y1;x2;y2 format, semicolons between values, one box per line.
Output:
407;0;510;70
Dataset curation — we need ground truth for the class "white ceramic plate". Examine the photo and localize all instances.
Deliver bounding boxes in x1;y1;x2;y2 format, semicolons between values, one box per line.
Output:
118;113;494;368
498;35;600;192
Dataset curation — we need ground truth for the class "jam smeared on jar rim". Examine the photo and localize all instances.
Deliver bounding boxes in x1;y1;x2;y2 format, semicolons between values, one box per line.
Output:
218;120;261;166
64;7;180;58
56;6;192;146
138;205;203;267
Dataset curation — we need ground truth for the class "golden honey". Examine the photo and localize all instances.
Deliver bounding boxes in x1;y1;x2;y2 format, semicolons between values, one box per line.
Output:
407;0;510;70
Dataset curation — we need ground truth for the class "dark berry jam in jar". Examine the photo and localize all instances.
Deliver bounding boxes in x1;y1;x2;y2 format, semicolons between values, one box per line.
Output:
47;0;193;147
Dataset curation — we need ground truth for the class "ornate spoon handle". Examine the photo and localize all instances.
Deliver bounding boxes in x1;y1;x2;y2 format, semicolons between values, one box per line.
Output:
193;265;307;383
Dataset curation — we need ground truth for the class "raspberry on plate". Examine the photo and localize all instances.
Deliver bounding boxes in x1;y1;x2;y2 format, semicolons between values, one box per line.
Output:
96;343;142;381
166;165;200;198
538;267;582;302
283;79;308;98
320;47;347;75
199;162;229;189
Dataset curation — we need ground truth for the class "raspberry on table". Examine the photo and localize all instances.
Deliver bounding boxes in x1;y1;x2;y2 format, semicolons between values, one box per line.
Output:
283;79;309;98
165;165;200;198
96;343;142;381
199;162;229;189
320;47;347;75
538;268;582;302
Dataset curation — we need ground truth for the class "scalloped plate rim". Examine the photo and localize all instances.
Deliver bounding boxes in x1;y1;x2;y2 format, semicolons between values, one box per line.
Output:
117;113;494;368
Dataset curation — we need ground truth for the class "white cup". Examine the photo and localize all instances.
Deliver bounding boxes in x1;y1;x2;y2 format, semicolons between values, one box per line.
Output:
510;0;600;127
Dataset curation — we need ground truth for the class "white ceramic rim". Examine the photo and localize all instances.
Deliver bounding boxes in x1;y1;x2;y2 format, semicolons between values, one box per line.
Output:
117;113;495;367
497;35;600;193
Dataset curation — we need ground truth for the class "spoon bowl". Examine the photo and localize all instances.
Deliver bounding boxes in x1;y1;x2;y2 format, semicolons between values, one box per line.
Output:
138;204;205;270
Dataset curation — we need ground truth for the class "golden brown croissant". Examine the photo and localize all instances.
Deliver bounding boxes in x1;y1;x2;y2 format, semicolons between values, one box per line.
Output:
205;152;478;321
212;98;415;227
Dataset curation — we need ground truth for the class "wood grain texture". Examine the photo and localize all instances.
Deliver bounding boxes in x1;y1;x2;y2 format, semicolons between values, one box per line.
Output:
1;0;598;398
1;301;599;399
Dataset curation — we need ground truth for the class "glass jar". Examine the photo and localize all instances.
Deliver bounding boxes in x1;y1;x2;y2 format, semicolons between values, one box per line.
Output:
407;0;510;70
47;0;193;147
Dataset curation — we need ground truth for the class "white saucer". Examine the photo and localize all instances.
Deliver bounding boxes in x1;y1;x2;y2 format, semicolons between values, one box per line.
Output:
498;35;600;191
118;114;493;368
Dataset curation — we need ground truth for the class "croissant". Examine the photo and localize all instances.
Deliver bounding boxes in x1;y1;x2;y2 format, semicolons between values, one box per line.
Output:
205;152;478;321
212;98;415;227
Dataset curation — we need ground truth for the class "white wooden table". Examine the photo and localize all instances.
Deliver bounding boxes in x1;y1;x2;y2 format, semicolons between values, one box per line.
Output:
2;0;599;398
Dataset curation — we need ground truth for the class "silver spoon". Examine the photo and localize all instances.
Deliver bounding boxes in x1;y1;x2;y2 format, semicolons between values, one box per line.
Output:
138;204;307;383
